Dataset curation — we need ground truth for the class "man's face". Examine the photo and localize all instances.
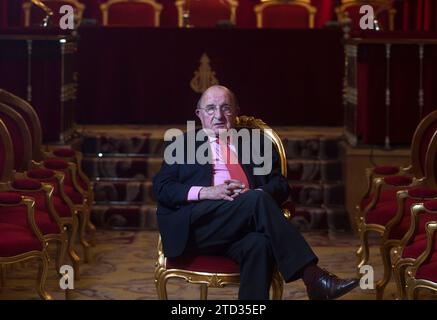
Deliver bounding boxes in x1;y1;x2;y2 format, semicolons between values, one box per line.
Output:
195;87;238;135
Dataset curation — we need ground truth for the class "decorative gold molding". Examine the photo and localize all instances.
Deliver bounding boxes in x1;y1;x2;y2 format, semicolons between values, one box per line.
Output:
190;53;219;93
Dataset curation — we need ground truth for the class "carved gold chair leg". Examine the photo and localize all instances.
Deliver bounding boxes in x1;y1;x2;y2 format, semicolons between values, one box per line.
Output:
86;212;97;247
394;262;410;299
155;273;169;300
36;252;53;300
65;217;81;281
406;280;419;300
376;241;397;300
271;270;284;300
77;208;91;263
200;283;208;300
55;233;68;272
357;227;372;272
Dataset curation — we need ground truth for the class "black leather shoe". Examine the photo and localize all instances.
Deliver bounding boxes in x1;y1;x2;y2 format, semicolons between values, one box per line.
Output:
306;269;359;300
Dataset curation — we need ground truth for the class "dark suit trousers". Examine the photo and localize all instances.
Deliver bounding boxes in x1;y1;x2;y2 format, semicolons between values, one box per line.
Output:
187;190;318;299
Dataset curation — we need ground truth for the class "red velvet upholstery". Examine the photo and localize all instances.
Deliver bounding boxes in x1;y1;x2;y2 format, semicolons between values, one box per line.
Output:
52;148;76;158
261;4;311;29
0;223;42;257
416;261;437;282
0;192;22;204
184;0;233;27
424;200;437;211
409;188;437;199
105;2;157;26
27;168;55;180
0;206;59;235
167;255;239;273
383;175;413;186
12;178;42;190
373;165;400;175
43;159;69;170
361;188;400;209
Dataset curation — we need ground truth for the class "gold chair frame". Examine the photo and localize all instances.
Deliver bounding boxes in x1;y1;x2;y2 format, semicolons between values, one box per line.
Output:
100;0;163;27
403;209;437;299
155;115;290;299
0;197;52;300
356;116;437;299
0;89;92;266
335;0;396;31
255;0;317;29
175;0;239;28
23;0;86;27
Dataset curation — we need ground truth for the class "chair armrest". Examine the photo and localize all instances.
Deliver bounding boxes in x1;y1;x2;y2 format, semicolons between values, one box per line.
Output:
363;165;412;200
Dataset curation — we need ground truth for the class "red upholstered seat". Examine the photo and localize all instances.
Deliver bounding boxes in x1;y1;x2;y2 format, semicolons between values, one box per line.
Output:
0;207;59;235
12;178;42;190
383;175;413;186
43;159;69;170
167;255;239;273
416;261;437;283
105;2;156;26
27;168;56;180
182;0;235;28
0;192;22;204
52;148;76;158
0;223;42;257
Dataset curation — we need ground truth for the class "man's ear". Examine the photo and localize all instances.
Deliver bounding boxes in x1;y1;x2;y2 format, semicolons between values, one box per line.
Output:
195;108;201;118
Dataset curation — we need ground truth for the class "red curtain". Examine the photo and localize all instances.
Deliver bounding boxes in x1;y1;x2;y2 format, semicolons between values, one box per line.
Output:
399;0;437;31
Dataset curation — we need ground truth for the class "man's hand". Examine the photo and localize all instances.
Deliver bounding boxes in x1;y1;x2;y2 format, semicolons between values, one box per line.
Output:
199;180;248;201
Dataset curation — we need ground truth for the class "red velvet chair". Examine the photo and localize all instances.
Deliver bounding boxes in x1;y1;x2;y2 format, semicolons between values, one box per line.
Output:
335;0;396;31
393;201;437;299
392;201;437;299
356;110;437;299
100;0;163;27
175;0;238;28
22;0;85;27
0;193;52;300
254;0;317;29
155;116;292;299
0;103;83;278
0;89;94;261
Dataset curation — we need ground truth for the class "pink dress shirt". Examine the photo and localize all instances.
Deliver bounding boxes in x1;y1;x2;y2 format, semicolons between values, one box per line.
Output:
187;137;237;201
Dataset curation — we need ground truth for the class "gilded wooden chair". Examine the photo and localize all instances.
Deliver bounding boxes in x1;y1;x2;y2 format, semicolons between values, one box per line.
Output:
100;0;163;27
175;0;239;28
0;194;52;300
254;0;317;29
23;0;85;27
0;103;81;279
335;0;396;31
155;115;292;299
400;202;437;299
0;89;94;260
356;110;437;299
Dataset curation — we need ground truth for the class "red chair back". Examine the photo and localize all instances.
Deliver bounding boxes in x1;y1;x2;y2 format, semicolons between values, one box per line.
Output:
411;109;437;180
0;103;32;172
0;89;44;161
0;118;14;182
100;0;163;27
176;0;238;28
254;1;317;29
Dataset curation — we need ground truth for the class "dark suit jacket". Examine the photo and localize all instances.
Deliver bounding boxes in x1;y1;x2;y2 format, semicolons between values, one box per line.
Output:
153;129;290;257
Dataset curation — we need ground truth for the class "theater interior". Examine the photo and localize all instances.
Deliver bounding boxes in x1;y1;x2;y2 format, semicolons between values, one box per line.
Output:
0;0;437;301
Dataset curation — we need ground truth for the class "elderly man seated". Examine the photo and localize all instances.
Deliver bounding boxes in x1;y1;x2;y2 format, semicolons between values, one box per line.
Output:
153;85;358;300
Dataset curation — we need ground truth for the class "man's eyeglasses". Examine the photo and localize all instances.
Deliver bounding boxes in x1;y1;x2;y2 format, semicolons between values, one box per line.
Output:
199;105;233;115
